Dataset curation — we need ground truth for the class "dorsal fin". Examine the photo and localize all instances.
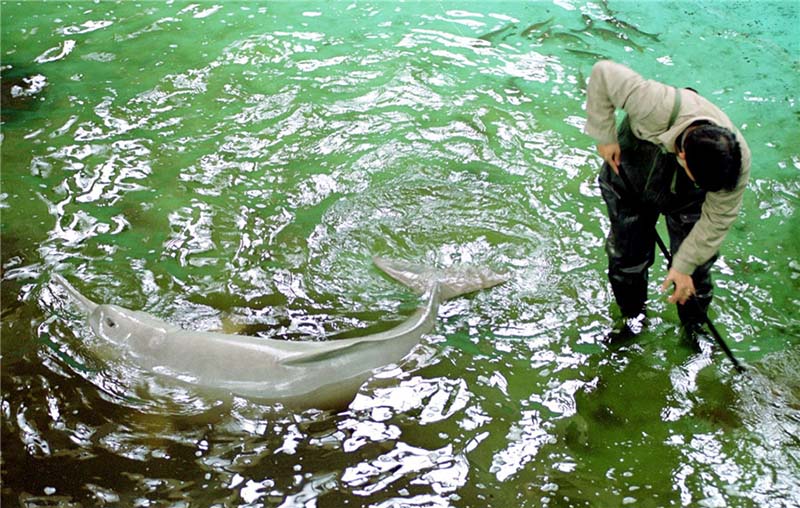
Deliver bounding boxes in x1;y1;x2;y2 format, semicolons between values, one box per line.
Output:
281;340;379;366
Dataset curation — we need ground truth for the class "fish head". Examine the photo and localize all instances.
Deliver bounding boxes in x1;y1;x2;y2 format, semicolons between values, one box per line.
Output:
88;304;139;345
88;303;177;353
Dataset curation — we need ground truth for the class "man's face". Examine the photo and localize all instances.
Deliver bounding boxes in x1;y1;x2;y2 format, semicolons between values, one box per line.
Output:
677;152;696;182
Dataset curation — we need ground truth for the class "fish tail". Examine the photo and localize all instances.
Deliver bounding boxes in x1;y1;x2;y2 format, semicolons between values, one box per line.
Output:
373;257;509;300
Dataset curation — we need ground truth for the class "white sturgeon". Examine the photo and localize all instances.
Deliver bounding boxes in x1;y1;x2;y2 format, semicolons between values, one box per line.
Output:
53;258;508;410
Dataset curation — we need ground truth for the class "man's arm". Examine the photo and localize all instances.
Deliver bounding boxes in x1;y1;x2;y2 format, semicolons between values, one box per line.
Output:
585;60;674;174
671;183;748;275
585;60;672;144
662;181;747;305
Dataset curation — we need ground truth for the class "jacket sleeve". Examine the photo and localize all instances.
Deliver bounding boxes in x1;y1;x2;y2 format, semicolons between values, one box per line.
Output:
671;161;749;274
584;60;673;145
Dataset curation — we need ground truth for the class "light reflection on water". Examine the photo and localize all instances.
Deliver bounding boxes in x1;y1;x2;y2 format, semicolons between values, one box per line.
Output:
1;1;799;507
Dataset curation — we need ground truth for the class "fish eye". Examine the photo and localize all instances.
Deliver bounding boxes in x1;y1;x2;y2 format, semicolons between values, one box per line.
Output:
105;318;117;328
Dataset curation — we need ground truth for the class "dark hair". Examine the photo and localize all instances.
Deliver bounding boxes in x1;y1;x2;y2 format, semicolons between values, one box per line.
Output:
683;124;742;192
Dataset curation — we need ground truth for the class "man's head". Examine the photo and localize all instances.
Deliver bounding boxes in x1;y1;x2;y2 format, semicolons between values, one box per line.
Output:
680;123;742;192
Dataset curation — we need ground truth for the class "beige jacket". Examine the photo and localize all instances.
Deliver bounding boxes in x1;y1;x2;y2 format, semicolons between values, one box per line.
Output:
585;60;750;275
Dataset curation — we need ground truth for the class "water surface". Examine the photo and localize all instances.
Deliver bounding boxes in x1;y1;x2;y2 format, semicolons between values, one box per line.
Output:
2;1;799;507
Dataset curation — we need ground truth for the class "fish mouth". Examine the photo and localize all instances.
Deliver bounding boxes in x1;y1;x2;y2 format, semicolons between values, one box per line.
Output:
52;273;98;314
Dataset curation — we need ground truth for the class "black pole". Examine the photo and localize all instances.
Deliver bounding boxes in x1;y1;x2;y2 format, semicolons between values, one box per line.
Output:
616;163;746;373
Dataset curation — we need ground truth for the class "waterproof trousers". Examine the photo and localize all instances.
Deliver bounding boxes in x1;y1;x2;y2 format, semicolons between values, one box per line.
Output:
598;117;715;326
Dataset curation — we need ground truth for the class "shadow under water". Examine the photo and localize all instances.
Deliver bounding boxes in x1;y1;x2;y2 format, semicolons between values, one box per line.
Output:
0;63;48;123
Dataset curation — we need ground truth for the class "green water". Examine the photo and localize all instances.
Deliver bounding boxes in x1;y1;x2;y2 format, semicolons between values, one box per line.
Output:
1;1;799;506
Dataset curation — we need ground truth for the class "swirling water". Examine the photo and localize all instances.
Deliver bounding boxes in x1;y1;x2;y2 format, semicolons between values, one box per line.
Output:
1;1;798;507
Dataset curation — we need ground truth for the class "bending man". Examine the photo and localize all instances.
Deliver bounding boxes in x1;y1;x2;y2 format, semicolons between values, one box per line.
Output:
584;60;750;342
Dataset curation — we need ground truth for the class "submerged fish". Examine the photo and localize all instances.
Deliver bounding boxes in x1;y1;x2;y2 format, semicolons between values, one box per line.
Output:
566;48;610;61
574;26;645;52
521;17;555;38
478;23;517;42
53;258;508;410
596;0;661;42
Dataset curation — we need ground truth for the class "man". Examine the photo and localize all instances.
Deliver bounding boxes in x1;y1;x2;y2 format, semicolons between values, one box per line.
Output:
584;60;750;343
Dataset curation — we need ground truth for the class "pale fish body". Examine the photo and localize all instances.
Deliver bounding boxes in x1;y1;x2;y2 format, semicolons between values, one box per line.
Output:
53;258;508;410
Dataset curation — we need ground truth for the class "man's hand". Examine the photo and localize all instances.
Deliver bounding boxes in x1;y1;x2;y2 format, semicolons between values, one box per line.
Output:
597;143;621;174
662;267;695;305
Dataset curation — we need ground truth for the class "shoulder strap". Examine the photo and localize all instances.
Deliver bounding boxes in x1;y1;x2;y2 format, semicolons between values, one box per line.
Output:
668;88;684;192
668;88;682;129
645;87;683;193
